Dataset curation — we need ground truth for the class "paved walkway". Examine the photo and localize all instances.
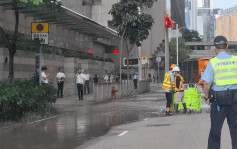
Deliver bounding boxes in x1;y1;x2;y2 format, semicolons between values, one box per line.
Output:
79;111;232;149
57;83;232;149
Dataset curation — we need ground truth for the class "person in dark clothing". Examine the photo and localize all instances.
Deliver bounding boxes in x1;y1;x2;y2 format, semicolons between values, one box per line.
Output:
32;68;39;82
93;74;99;83
133;73;138;89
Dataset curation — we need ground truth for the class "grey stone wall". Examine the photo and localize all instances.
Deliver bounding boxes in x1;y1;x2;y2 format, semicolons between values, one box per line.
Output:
0;48;35;81
93;80;150;103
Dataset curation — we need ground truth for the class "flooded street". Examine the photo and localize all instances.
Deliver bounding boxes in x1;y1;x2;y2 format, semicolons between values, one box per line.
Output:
0;86;166;149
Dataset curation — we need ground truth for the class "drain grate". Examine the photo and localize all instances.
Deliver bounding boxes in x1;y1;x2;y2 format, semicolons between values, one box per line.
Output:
146;124;171;127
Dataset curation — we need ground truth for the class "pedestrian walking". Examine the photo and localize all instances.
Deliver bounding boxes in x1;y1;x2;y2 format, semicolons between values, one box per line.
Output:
201;36;237;149
56;67;65;98
93;74;99;83
110;74;114;83
104;74;109;83
133;72;138;89
162;64;176;116
152;72;156;82
41;66;49;84
75;68;85;100
32;68;39;82
172;66;187;114
115;73;119;83
83;70;90;94
156;73;159;82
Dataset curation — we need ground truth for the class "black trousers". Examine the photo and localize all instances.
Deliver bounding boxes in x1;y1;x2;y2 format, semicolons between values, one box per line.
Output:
57;81;64;97
208;102;237;149
84;80;90;94
133;79;138;89
77;83;83;99
165;92;173;108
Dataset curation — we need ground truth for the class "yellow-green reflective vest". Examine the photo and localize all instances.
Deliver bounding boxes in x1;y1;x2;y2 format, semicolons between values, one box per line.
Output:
210;55;237;86
162;72;174;90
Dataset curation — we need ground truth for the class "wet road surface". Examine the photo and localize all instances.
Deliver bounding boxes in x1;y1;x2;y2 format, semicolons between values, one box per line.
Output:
0;86;166;149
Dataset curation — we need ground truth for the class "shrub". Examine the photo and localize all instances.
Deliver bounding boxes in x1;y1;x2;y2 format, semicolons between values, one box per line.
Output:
0;80;57;121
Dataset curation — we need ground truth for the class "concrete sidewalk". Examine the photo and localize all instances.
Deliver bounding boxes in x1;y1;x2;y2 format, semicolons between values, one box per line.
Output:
79;111;232;149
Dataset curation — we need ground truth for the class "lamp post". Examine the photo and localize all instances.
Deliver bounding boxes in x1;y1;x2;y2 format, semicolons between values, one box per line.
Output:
138;7;142;80
176;24;186;66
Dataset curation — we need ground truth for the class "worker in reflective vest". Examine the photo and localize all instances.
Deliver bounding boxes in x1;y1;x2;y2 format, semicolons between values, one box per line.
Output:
162;64;176;116
172;66;187;114
201;36;237;149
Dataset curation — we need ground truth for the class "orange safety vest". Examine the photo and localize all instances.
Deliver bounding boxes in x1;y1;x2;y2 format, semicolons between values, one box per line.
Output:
162;72;174;90
174;74;184;92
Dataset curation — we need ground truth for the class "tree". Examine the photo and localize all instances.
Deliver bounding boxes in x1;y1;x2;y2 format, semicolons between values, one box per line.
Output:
169;37;190;65
109;0;156;85
0;0;62;82
182;29;203;42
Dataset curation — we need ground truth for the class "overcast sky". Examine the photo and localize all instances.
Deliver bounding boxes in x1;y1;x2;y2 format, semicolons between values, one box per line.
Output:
214;0;237;9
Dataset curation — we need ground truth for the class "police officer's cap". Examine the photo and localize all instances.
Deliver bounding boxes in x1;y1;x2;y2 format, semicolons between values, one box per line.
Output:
213;36;228;49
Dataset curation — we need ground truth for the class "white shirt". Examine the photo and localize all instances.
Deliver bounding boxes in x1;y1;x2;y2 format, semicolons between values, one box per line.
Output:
56;72;65;81
76;73;84;84
41;71;48;83
104;75;108;80
84;74;90;81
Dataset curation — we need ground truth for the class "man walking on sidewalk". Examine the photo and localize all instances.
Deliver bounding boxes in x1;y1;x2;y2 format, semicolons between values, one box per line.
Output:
133;72;138;89
84;70;90;94
56;67;65;98
75;68;85;100
202;36;237;149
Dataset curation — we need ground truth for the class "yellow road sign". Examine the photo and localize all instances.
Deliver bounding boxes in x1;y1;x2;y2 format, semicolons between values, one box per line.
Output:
141;56;148;60
31;23;49;33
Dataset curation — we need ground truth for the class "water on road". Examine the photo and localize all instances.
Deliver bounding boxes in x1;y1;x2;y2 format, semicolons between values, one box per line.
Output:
0;87;166;149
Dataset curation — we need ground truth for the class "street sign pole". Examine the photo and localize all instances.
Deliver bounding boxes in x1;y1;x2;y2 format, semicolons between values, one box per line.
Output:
156;57;161;82
31;22;49;85
39;44;42;85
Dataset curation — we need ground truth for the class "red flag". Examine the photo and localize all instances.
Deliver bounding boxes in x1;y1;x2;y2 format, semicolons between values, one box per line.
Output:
165;14;175;28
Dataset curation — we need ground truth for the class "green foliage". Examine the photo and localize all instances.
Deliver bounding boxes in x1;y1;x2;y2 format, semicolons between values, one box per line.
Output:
19;0;43;5
169;37;190;65
0;80;57;121
182;29;203;42
109;0;156;47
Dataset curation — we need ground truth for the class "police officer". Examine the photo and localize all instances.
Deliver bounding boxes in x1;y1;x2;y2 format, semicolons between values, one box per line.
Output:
201;36;237;149
162;64;176;116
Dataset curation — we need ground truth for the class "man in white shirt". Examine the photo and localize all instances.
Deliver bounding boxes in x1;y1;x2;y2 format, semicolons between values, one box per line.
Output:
75;68;85;100
41;66;49;84
56;67;65;98
104;74;109;83
83;70;90;94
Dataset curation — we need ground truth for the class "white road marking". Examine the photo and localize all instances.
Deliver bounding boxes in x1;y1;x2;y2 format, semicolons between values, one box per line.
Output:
27;114;64;124
144;118;149;121
118;131;128;136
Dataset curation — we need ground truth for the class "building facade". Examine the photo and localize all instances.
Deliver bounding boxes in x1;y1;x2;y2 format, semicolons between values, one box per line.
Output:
61;0;167;70
185;0;216;42
216;6;237;41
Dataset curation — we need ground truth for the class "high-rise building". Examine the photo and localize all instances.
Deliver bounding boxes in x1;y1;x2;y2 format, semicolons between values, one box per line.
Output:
185;0;216;41
216;6;237;41
171;0;186;29
185;0;197;30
